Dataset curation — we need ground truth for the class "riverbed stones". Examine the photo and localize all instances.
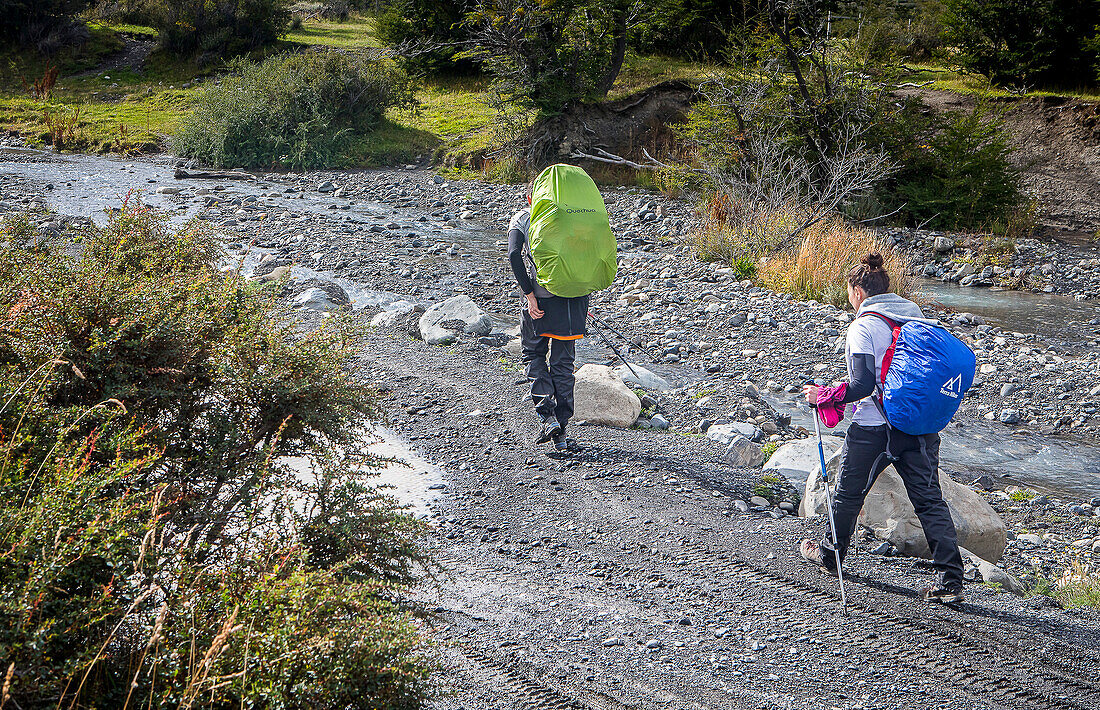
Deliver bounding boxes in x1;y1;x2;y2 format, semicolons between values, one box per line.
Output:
419;295;493;345
720;433;765;467
573;365;641;428
803;449;1007;562
959;547;1026;595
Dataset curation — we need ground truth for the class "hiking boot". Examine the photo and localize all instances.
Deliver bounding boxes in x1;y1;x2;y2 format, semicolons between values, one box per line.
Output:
535;420;562;445
799;539;838;577
922;583;965;604
553;434;578;452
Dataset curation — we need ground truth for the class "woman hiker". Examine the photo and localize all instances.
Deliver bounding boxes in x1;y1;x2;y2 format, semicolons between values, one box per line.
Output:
800;252;966;603
507;183;587;451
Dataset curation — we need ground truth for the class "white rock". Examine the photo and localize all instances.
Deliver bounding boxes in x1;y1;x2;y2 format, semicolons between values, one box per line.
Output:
614;364;671;392
803;451;1007;562
707;422;762;446
155;186;181;195
573;365;641;428
293;288;343;312
764;436;845;486
418;295;492;345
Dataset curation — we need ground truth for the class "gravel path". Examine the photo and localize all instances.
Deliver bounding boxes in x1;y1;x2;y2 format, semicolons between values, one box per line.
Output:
3;153;1100;708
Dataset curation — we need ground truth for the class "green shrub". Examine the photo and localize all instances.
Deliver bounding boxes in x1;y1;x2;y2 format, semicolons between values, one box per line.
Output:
462;0;632;115
375;0;477;73
631;0;740;60
173;50;416;169
147;0;291;56
0;0;93;50
0;199;432;708
871;103;1025;232
942;0;1100;89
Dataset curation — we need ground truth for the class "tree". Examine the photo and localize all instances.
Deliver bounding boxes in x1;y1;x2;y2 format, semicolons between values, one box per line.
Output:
375;0;477;72
942;0;1100;89
462;0;635;114
0;0;93;52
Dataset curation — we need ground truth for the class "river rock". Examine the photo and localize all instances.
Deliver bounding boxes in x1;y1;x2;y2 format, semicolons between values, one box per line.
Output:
803;449;1007;562
370;300;418;328
723;435;765;467
573;364;641;428
419;295;492;345
614;363;671;392
933;236;955;253
959;547;1026;595
762;436;845;486
706;422;763;445
293;288;344;312
291;278;351;307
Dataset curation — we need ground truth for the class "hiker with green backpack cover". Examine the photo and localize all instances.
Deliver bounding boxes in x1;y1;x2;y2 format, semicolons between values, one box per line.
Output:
507;164;617;450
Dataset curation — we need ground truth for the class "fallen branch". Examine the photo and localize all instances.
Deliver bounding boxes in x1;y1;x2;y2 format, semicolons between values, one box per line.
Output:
175;169;255;181
895;80;935;89
568;146;681;172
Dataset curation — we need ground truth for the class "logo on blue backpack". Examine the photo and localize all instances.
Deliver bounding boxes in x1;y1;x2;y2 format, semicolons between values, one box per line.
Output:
940;374;964;399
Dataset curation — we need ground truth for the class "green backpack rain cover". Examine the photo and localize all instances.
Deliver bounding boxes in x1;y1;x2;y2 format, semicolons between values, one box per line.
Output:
529;164;617;298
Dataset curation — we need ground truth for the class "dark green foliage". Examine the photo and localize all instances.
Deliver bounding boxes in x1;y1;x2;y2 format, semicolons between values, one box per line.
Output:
835;0;945;63
462;0;633;114
0;200;432;708
0;0;92;52
148;0;292;56
942;0;1100;88
375;0;477;73
173;51;416;169
631;0;743;60
872;102;1025;230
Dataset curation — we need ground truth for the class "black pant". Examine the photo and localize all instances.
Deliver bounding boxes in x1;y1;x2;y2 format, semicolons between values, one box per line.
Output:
823;422;964;588
521;311;576;429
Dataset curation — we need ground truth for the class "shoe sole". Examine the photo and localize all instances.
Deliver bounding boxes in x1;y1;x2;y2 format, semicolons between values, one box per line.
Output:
924;593;964;604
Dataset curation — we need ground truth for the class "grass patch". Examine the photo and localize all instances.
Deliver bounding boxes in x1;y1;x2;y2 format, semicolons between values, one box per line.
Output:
898;62;1100;102
755;217;913;308
1007;487;1038;502
284;15;380;50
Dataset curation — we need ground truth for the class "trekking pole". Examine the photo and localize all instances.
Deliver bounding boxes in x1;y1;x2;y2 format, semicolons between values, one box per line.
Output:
586;314;643;382
587;312;661;363
813;403;849;616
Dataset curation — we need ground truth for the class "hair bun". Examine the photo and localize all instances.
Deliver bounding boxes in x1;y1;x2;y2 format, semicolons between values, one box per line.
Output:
862;252;885;270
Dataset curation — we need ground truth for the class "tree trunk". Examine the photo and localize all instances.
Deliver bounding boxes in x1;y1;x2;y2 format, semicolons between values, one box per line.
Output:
595;1;629;98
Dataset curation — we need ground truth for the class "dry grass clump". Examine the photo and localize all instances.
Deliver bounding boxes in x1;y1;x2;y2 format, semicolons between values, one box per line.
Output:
757;218;913;307
690;194;806;277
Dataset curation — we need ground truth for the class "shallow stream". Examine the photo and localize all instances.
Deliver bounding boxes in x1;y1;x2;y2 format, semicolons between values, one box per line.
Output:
4;147;1100;498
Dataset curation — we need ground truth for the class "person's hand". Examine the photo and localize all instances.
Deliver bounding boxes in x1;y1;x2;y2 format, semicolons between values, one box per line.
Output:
803;384;820;406
525;293;544;319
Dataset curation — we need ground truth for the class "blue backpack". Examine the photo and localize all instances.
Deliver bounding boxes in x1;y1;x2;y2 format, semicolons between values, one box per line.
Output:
865;314;976;435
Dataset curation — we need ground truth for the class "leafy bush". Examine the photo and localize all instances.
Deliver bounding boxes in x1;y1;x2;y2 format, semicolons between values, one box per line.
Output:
173;51;416;169
462;0;633;114
0;200;432;708
148;0;291;56
375;0;477;73
0;0;92;52
942;0;1100;89
756;218;912;307
630;0;740;60
873;103;1025;231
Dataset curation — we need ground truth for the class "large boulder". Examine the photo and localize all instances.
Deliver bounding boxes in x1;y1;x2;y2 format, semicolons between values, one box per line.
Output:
763;436;844;486
418;295;492;345
573;365;641;428
803;451;1007;562
370;300;418;328
293;287;346;312
614;363;671;392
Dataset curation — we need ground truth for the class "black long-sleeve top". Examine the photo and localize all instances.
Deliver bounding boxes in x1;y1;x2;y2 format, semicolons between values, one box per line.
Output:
508;227;536;295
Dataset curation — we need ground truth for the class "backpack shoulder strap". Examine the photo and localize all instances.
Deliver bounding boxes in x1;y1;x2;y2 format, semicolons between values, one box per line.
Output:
860;312;901;387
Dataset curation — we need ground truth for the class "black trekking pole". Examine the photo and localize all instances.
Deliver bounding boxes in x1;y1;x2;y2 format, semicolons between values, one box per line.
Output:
587;312;660;364
586;313;644;382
